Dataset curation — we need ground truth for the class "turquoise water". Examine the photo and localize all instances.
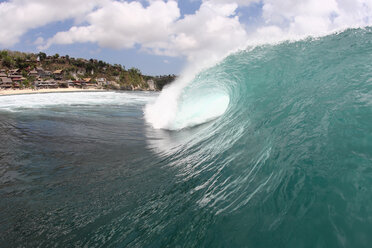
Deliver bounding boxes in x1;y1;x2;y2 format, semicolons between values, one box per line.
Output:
1;27;372;247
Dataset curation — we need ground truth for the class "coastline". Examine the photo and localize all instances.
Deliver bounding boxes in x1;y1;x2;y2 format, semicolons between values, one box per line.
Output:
0;88;107;96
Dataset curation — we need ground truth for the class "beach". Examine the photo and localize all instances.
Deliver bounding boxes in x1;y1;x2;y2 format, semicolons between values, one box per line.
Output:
0;87;105;96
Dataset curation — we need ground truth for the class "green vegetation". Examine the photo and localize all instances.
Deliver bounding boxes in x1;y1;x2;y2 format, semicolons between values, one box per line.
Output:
0;50;177;90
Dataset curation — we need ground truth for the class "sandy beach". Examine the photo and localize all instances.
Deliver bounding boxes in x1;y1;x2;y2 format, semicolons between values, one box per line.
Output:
0;88;106;96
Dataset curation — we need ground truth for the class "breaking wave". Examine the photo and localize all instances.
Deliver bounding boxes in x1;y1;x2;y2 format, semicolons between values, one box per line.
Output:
145;27;372;131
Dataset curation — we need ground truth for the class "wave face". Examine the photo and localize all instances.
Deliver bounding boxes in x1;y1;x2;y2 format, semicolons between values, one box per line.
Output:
144;27;372;246
146;28;372;131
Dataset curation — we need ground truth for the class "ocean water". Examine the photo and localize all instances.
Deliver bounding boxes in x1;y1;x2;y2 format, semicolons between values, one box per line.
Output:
1;27;372;247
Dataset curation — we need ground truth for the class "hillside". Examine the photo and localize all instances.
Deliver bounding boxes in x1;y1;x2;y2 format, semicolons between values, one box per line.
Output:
0;50;176;90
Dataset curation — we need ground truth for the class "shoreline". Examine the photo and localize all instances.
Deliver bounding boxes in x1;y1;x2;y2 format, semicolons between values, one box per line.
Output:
0;88;107;96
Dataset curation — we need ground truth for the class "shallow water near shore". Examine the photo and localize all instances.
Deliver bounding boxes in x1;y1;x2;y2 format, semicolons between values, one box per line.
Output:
1;28;372;247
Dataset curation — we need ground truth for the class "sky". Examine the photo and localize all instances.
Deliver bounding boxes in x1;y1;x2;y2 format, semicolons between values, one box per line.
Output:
0;0;371;75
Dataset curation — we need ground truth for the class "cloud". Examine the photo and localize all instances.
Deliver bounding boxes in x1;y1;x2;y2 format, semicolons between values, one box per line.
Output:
33;37;44;45
204;0;258;6
1;0;372;63
0;0;102;47
41;0;248;63
163;1;248;60
258;0;372;37
42;1;180;50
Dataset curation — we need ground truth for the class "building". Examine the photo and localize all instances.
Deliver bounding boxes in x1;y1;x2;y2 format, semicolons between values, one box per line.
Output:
67;80;75;87
13;77;26;83
57;81;69;88
9;74;23;81
0;77;13;89
9;69;19;75
53;69;64;80
73;80;83;88
82;78;96;88
36;79;58;89
96;78;107;86
28;69;38;77
40;70;52;78
36;67;46;76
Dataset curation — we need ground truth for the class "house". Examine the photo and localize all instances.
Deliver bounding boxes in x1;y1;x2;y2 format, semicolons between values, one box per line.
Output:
53;69;63;80
9;74;23;81
9;69;19;74
67;79;75;87
82;78;96;88
0;72;7;77
73;80;83;88
96;78;107;86
0;77;13;88
33;79;43;88
12;77;26;83
82;78;92;83
57;81;68;88
35;80;47;88
28;69;38;77
37;79;58;88
40;70;52;78
45;79;58;88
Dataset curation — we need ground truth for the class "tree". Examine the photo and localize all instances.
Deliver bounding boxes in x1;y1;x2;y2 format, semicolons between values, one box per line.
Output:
38;52;47;61
128;67;141;75
15;57;28;70
2;56;14;68
0;50;8;59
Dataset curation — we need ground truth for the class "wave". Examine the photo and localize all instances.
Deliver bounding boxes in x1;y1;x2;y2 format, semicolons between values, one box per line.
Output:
144;27;372;130
145;26;372;220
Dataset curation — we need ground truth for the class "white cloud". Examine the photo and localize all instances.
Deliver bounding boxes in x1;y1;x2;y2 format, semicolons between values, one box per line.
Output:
42;0;180;50
1;0;372;63
204;0;258;6
41;0;248;63
0;0;102;47
258;0;372;38
33;37;44;45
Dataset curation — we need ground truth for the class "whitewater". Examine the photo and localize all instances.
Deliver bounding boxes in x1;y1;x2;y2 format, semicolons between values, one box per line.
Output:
0;27;372;247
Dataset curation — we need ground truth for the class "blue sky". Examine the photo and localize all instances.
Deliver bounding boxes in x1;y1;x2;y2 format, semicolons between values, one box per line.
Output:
3;1;194;75
0;0;370;75
0;0;264;75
